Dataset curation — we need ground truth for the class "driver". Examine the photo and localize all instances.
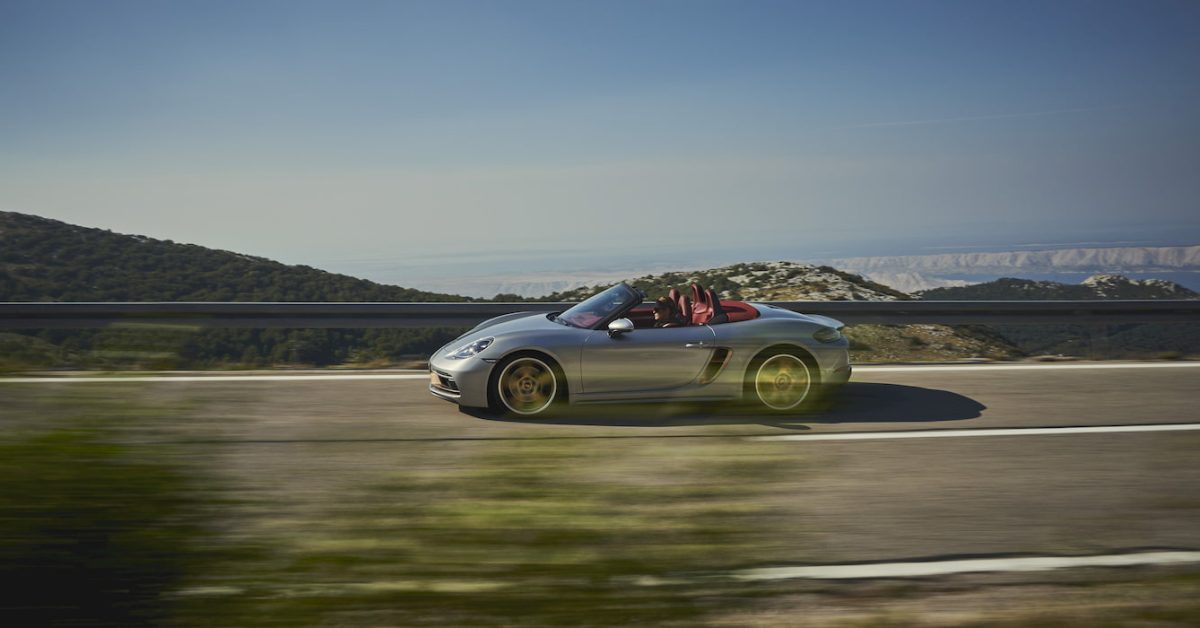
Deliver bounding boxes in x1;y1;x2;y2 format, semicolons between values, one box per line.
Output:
653;296;685;328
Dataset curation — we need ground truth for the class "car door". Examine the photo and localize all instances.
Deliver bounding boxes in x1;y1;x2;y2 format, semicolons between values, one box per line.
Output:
580;325;717;394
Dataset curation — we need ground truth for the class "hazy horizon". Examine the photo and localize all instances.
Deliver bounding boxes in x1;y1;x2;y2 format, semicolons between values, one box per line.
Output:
7;208;1200;297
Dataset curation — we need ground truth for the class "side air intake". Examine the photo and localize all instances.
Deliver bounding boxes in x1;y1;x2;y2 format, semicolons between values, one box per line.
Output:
698;348;732;385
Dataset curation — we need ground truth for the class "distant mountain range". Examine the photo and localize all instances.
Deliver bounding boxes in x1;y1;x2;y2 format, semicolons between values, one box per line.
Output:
419;244;1200;298
827;245;1200;293
835;245;1200;273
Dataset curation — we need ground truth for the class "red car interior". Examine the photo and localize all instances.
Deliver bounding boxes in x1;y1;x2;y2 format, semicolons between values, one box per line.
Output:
677;291;693;322
704;288;728;324
689;283;710;325
622;283;761;328
718;299;759;323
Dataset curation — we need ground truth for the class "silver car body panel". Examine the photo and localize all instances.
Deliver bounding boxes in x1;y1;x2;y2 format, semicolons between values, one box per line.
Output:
429;302;851;409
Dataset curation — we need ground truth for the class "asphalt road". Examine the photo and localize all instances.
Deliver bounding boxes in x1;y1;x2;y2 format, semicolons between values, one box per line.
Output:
202;362;1200;562
4;362;1199;624
18;361;1190;437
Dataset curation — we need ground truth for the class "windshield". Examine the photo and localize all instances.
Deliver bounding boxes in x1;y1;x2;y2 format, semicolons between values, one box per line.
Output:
555;283;642;329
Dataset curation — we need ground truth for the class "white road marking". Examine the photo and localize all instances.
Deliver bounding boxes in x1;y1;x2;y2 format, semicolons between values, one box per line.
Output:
733;550;1200;581
751;423;1200;442
856;362;1200;373
0;373;430;383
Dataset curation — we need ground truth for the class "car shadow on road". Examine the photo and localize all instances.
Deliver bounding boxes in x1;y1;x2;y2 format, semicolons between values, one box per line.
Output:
469;382;985;430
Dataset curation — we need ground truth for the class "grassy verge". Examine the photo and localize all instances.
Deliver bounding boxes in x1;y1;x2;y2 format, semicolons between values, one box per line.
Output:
0;394;232;626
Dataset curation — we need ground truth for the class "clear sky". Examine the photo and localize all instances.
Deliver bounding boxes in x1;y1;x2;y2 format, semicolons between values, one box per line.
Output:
2;0;1198;283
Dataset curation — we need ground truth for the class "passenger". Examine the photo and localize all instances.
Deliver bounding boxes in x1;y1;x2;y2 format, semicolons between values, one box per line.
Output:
653;296;685;328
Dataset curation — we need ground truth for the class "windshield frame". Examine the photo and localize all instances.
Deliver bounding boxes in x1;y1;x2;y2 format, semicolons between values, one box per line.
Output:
554;283;644;330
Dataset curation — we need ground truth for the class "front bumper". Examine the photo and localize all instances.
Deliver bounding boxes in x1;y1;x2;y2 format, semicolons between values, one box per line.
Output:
429;368;461;401
428;352;494;408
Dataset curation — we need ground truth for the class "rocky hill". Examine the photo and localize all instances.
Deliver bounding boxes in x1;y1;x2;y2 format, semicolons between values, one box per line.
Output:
543;261;909;302
543;261;1021;363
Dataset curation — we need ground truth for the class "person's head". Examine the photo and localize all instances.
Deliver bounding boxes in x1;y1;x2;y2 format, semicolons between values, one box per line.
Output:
654;296;677;322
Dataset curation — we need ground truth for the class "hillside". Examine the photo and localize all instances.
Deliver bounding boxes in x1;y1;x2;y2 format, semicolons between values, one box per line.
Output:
541;261;911;302
919;275;1200;358
0;211;470;369
0;211;465;302
543;261;1021;363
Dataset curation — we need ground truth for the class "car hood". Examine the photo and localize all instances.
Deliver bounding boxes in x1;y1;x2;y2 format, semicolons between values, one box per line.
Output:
452;310;565;343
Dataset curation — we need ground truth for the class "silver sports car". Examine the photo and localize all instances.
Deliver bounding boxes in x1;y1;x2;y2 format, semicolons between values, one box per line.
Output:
429;282;851;416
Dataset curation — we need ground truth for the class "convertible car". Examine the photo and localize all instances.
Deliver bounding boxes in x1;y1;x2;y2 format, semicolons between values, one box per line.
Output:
429;282;851;417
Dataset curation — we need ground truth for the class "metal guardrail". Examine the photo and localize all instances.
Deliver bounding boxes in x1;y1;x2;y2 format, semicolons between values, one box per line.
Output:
1;300;1198;328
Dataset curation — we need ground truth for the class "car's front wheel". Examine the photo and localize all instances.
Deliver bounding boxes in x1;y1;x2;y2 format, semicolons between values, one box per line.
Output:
490;354;563;417
747;348;815;413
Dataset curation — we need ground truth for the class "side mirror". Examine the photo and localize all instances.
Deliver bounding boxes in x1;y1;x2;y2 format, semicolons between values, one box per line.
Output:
607;318;634;337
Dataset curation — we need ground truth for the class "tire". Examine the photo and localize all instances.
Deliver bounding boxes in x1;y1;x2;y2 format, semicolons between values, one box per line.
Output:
489;353;565;418
746;348;817;413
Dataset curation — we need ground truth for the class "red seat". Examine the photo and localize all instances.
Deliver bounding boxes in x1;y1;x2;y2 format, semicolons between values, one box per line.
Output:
705;288;728;324
690;283;711;325
675;289;692;324
664;284;759;325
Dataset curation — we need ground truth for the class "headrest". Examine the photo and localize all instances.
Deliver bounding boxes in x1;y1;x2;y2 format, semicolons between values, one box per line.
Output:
705;288;728;324
690;283;711;325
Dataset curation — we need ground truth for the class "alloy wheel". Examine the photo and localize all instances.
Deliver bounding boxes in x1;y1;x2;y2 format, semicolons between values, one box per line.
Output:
754;353;812;411
497;357;558;415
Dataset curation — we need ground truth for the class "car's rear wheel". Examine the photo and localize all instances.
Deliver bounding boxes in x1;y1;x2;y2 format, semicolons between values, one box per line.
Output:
490;354;563;417
747;348;815;413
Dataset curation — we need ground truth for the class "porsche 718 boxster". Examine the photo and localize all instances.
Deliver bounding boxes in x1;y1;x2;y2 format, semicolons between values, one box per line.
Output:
429;282;851;416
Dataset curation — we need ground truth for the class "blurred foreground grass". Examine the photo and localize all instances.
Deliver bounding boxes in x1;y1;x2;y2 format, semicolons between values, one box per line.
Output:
0;394;230;625
1;387;808;625
2;385;1199;626
190;439;807;625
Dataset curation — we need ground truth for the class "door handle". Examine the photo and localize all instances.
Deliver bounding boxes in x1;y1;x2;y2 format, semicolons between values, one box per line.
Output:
684;342;708;348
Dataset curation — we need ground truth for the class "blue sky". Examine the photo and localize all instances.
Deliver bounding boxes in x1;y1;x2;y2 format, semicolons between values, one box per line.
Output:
2;0;1198;284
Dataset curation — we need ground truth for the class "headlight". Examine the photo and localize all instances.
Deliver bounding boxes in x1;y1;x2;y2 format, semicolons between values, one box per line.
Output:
446;337;494;359
812;327;842;343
